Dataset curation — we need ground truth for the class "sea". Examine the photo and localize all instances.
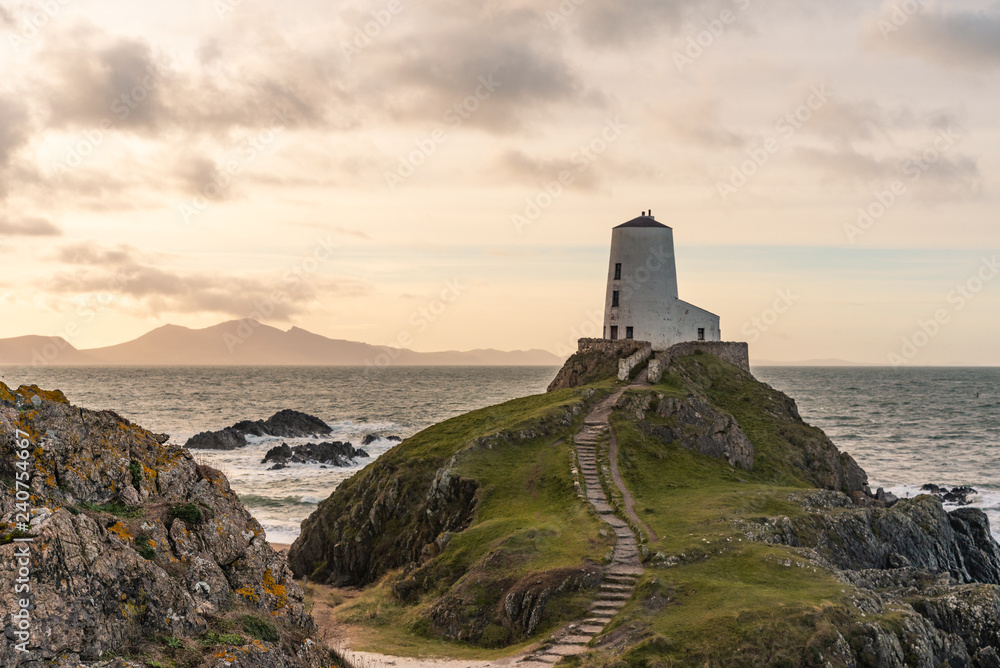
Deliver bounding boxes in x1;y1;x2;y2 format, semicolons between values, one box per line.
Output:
1;365;997;544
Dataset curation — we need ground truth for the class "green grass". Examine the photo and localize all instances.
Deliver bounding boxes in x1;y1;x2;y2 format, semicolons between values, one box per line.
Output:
601;360;871;666
129;460;143;490
167;503;203;525
241;615;280;643
200;632;243;646
329;383;619;655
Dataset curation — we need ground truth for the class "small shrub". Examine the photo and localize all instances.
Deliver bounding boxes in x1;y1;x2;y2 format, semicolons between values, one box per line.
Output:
160;636;184;648
201;631;244;646
242;615;280;643
129;460;143;490
135;534;156;561
66;505;81;516
167;503;203;525
0;529;32;545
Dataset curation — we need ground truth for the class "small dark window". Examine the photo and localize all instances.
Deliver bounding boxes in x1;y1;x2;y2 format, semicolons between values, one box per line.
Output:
626;327;634;340
610;326;619;340
614;263;622;280
698;328;705;341
612;291;620;307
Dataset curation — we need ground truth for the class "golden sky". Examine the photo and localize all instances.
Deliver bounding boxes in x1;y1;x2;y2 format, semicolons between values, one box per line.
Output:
0;0;998;364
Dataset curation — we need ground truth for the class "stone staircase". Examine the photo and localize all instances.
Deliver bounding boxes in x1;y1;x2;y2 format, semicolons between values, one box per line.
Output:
520;392;642;666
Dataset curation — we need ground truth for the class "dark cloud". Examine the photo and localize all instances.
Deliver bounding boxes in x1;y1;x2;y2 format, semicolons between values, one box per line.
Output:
871;5;1000;68
48;241;372;319
357;3;590;131
0;216;62;236
571;0;738;47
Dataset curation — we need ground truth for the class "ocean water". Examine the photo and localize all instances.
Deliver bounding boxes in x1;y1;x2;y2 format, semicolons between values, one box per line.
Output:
0;366;559;543
2;365;997;543
754;366;1000;541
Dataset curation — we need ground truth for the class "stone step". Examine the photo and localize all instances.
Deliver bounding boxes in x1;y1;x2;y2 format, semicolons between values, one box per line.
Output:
591;600;625;610
579;624;605;634
561;635;593;645
596;591;632;601
604;575;639;585
600;583;633;591
545;644;589;656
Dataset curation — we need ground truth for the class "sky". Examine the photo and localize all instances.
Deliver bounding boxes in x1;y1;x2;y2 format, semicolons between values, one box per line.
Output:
0;0;997;365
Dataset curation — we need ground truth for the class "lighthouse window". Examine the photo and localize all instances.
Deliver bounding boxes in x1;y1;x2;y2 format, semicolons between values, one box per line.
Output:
610;326;619;340
698;328;705;341
612;291;620;307
626;327;634;339
614;263;622;280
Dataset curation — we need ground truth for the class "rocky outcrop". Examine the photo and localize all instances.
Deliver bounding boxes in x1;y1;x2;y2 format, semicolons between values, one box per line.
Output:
616;391;754;470
361;433;401;446
742;492;1000;584
262;441;369;468
0;383;344;668
185;409;332;450
289;456;480;586
548;339;649;391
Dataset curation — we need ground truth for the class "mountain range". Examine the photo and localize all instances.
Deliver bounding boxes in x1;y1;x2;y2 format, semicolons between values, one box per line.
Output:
0;321;565;366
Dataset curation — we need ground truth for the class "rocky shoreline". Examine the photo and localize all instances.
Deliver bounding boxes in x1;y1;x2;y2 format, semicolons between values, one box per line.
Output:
0;382;347;668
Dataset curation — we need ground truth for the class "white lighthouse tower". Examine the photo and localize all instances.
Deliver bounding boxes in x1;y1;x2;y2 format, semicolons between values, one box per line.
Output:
603;212;720;350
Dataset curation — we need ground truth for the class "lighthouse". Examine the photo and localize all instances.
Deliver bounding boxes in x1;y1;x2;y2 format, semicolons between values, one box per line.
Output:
603;212;720;350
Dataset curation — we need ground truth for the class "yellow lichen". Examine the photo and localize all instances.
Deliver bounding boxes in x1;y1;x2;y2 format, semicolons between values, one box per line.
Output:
262;569;288;610
107;521;132;541
236;586;260;603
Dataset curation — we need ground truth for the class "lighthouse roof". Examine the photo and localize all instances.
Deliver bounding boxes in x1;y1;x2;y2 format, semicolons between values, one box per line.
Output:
615;215;671;229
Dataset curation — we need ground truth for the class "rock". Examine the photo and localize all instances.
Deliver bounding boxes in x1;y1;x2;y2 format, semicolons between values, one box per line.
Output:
261;441;369;467
619;393;754;470
876;486;899;505
917;484;980;506
0;382;343;667
185;409;331;450
386;435;402;442
186;425;247;451
362;433;378;446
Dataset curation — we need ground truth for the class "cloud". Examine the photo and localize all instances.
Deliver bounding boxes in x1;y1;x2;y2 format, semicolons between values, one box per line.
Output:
47;241;372;319
871;5;1000;68
494;150;601;190
0;95;31;193
0;216;62;236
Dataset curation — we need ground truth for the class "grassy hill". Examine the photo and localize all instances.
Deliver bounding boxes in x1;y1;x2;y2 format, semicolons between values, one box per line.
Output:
290;350;1000;666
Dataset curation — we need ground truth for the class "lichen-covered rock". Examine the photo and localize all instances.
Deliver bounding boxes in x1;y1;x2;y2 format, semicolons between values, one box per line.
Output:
0;382;344;667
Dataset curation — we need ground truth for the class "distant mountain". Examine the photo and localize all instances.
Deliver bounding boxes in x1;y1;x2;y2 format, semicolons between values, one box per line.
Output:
751;358;865;367
0;321;564;366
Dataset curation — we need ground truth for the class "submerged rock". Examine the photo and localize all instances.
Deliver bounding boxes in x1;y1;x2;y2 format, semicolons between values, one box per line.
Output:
261;441;369;467
185;409;332;450
0;382;344;667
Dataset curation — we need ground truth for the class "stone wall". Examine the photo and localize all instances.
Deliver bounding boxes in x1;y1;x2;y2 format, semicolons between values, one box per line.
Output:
618;342;653;381
650;342;751;380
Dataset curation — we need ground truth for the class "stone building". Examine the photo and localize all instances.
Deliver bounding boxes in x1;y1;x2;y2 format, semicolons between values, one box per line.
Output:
603;212;721;350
